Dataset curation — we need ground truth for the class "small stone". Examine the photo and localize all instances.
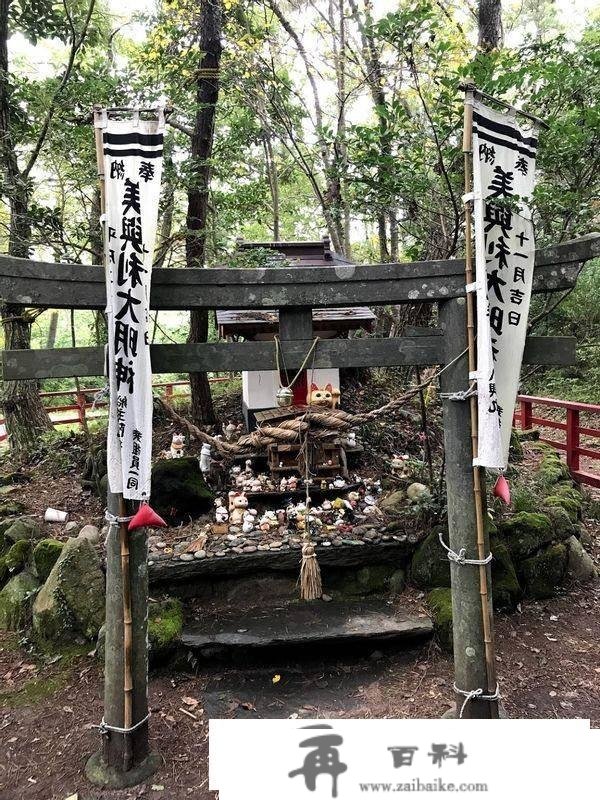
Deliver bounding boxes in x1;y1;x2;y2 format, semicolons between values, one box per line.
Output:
321;593;332;602
257;544;270;551
179;553;194;562
215;551;227;557
194;550;206;559
321;541;331;547
232;547;244;554
78;524;100;545
64;521;80;535
243;545;257;553
148;560;155;566
229;526;241;535
156;541;167;549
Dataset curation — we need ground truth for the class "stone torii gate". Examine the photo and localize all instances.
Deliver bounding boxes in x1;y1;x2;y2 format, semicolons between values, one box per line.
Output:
0;232;597;785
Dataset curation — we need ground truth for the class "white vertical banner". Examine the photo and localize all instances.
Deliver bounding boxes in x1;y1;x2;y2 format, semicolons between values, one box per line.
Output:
97;111;165;500
472;99;538;470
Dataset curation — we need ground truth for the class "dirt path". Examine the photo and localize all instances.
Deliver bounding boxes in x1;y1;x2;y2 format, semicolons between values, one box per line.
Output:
1;567;599;800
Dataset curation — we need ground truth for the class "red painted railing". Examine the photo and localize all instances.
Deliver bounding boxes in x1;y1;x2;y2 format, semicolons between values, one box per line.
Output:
514;395;600;488
0;378;231;444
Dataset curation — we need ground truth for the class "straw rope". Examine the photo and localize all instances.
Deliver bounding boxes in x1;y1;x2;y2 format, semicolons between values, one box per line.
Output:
153;345;468;458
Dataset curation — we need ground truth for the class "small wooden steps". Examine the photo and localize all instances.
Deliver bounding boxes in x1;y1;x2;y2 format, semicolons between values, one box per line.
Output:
182;599;432;659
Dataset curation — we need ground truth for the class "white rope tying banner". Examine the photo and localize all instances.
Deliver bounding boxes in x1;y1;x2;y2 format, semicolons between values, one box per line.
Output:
453;683;500;719
104;510;134;525
438;530;493;567
95;711;151;736
440;386;478;402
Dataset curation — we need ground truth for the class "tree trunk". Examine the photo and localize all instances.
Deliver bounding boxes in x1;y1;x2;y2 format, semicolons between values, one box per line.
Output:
262;131;280;241
0;0;52;453
185;0;223;426
478;0;503;51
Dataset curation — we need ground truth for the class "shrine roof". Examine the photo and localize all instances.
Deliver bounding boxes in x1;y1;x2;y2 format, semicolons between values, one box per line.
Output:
216;238;376;338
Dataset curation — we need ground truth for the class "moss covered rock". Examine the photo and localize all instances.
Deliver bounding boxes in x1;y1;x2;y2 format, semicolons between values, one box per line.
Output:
33;539;64;583
32;536;105;643
519;542;568;599
543;495;581;524
4;517;41;545
0;572;40;631
509;429;524;460
490;539;522;611
148;598;183;658
151;457;214;523
5;539;32;573
545;506;578;540
565;535;597;584
379;490;406;516
327;564;399;598
0;556;8;588
498;512;554;561
536;448;570;488
0;501;26;518
409;527;450;589
427;587;453;652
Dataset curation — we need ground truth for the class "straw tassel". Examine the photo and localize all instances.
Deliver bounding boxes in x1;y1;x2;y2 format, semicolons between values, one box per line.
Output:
300;538;322;601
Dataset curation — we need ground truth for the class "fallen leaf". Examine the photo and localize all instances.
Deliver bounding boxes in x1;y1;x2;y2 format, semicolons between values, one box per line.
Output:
151;786;165;792
272;674;281;684
181;696;198;708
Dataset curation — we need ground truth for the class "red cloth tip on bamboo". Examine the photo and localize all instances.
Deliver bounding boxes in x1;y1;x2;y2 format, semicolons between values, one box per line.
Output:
128;503;167;531
493;474;511;505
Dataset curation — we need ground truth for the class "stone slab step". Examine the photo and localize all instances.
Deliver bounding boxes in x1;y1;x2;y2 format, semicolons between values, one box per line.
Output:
182;599;432;658
150;539;415;587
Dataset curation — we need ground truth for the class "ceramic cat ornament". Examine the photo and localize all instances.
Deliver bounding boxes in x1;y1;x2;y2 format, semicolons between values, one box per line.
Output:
306;383;340;408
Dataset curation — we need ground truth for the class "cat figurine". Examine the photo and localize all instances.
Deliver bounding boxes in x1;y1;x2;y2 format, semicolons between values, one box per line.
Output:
306;382;335;408
170;433;185;459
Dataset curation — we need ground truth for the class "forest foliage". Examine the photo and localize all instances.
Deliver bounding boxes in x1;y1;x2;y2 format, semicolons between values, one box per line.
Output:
2;0;599;413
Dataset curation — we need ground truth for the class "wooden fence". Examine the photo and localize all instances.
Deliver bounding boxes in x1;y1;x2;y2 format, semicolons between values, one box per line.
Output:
514;394;600;488
0;378;231;442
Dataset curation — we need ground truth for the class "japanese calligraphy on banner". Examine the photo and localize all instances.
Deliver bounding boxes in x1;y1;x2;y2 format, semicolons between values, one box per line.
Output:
97;111;165;500
472;99;538;470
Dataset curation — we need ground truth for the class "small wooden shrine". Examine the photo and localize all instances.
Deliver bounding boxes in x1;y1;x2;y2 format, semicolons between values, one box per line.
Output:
216;238;375;429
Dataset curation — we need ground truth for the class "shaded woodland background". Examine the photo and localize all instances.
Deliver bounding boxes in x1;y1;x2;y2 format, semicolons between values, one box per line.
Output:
0;0;598;453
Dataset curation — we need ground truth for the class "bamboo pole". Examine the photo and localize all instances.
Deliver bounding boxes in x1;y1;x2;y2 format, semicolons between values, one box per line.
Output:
462;87;499;717
458;82;549;130
93;107;135;771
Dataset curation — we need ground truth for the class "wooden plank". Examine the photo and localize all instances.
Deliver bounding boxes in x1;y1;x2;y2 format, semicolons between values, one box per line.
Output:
0;234;596;310
1;336;443;379
2;335;576;380
278;307;313;341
